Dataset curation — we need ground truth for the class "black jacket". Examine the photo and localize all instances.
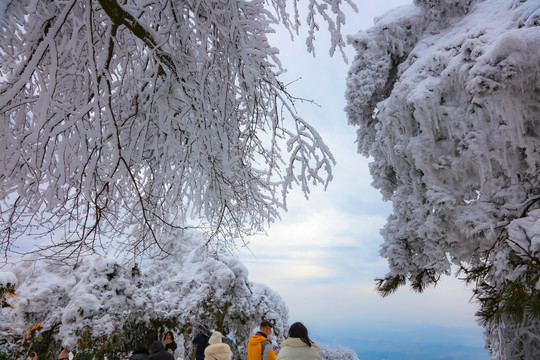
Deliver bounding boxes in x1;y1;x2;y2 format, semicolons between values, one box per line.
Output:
131;353;149;360
130;344;149;360
165;340;177;354
149;341;175;360
192;333;209;360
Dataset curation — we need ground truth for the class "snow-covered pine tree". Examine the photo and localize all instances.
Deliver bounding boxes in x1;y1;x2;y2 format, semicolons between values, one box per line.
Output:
0;0;356;259
0;230;288;360
345;0;540;357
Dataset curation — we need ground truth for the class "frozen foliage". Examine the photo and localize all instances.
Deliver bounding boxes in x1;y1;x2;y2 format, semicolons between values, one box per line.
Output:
0;270;16;288
0;0;357;258
318;344;359;360
345;0;540;357
0;229;288;360
0;270;16;309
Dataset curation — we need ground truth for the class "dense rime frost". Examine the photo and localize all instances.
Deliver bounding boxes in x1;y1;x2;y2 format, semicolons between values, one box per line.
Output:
0;230;288;359
0;0;357;258
319;345;359;360
0;271;15;288
345;0;540;357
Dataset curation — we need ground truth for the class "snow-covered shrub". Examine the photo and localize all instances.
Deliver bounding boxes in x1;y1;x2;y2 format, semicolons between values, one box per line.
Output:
0;271;16;309
0;272;18;356
319;344;359;360
0;230;288;360
0;253;146;359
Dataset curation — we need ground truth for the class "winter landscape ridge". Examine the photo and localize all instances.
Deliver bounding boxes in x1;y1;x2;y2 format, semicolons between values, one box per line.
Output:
1;0;540;359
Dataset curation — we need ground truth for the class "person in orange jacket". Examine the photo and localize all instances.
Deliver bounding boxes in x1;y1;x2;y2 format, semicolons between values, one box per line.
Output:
247;321;277;360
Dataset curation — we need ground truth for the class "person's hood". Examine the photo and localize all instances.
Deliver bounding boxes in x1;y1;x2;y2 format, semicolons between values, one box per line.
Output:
208;331;222;345
205;343;231;356
280;337;320;351
151;340;165;353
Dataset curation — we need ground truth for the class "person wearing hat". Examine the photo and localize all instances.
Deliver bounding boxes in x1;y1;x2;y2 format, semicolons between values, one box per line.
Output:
204;331;231;360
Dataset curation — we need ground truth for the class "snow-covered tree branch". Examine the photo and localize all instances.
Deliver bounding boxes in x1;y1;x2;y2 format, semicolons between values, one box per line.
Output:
0;0;357;259
345;0;540;357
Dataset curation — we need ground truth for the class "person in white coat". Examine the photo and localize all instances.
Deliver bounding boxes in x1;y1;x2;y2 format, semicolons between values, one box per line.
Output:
204;331;231;360
275;322;323;360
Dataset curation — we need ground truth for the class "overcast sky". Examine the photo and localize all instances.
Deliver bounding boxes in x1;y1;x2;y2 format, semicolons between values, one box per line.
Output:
238;1;489;358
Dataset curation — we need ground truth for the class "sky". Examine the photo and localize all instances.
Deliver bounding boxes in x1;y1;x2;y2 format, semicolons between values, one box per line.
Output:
238;1;490;359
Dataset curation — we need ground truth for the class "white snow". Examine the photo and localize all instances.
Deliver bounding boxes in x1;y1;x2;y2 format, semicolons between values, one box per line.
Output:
346;0;540;357
0;271;16;287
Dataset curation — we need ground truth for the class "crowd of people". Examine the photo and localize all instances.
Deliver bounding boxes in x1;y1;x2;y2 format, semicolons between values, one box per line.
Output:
130;321;322;360
33;321;321;360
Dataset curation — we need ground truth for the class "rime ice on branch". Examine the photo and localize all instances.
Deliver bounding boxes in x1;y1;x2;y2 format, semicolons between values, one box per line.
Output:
345;0;540;357
0;0;357;258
